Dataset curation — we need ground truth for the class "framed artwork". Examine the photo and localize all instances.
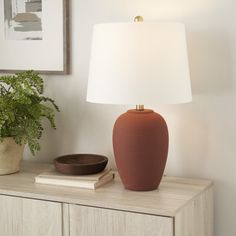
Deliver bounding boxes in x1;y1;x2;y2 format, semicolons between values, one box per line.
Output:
0;0;70;74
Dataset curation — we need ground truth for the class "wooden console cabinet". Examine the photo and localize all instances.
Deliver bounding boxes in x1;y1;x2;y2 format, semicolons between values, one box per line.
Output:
0;162;213;236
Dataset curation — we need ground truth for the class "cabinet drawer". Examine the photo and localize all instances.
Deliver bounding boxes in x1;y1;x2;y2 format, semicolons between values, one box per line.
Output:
69;204;173;236
0;195;62;236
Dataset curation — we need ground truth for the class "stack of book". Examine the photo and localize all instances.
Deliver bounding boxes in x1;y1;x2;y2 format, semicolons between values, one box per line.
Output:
35;169;114;190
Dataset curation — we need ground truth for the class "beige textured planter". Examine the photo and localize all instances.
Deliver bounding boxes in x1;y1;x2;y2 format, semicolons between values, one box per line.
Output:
0;138;25;175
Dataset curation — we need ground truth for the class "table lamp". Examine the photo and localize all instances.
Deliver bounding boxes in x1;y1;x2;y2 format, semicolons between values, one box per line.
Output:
87;16;192;191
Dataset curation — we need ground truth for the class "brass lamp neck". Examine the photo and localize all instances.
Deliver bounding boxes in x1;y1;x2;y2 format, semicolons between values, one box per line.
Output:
134;16;144;112
136;105;144;111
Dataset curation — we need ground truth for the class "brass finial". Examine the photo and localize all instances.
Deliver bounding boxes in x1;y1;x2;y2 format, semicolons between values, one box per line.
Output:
134;16;144;22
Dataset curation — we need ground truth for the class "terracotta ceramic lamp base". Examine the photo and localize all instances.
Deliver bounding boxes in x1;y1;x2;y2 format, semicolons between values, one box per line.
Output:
113;109;168;191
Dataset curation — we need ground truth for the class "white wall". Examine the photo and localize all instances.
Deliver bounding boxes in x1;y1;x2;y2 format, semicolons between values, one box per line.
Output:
22;0;236;235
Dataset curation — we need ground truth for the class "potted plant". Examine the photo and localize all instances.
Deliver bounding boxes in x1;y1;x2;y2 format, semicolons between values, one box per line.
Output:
0;70;59;175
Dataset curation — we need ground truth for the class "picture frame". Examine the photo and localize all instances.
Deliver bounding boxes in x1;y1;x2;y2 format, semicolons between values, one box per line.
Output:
0;0;70;75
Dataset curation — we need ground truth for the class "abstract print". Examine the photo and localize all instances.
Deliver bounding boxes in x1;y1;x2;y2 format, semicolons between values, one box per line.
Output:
4;0;43;40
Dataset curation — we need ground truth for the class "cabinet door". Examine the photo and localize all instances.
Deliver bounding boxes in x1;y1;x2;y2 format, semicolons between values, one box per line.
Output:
0;195;62;236
69;204;173;236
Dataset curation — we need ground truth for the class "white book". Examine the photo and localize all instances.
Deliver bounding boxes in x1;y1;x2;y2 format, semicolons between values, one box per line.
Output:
35;170;115;190
36;168;111;181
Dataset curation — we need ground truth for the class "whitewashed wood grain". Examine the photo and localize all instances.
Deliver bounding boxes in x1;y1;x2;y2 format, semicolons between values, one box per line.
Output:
69;204;173;236
0;162;213;217
0;195;62;236
63;203;70;236
175;186;214;236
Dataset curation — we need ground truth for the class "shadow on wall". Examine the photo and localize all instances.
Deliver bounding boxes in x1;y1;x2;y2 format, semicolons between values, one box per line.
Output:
166;28;234;176
24;78;81;162
187;29;234;95
35;90;82;162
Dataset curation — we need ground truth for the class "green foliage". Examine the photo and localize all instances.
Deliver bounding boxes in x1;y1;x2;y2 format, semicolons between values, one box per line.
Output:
0;71;59;155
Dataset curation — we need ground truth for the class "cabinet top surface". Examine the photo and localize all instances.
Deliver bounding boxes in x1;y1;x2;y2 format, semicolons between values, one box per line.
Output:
0;161;213;217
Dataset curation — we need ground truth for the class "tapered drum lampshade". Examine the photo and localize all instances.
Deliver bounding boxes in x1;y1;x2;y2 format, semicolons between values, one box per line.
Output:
87;18;192;191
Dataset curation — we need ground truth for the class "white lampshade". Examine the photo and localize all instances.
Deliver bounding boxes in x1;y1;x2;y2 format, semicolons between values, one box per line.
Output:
87;22;192;105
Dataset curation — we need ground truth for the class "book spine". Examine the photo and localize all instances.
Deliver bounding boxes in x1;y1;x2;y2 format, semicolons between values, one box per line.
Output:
35;177;95;189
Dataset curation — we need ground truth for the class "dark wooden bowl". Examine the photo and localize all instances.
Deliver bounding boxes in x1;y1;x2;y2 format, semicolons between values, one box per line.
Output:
54;154;108;175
